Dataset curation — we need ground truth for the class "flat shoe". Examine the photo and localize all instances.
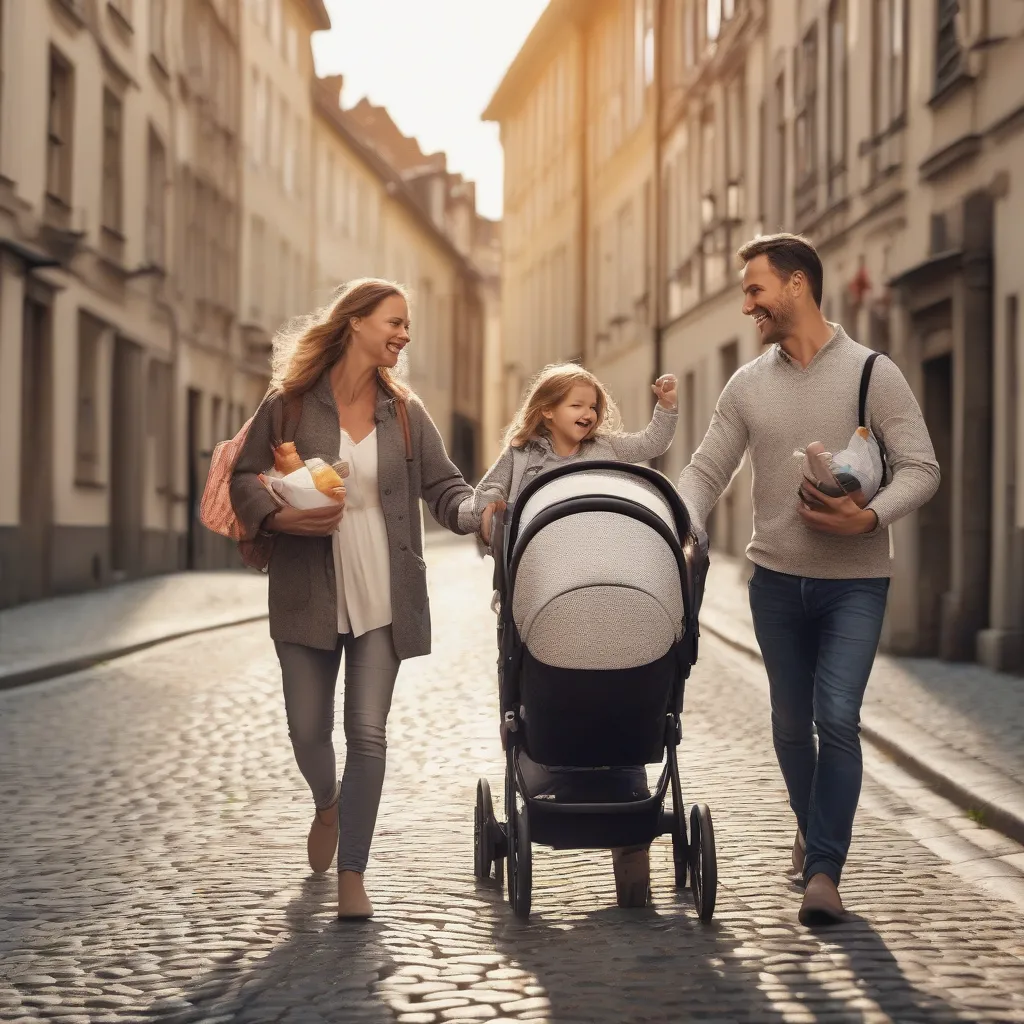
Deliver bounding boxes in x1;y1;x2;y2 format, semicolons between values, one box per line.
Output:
307;784;340;874
612;846;651;908
799;873;845;927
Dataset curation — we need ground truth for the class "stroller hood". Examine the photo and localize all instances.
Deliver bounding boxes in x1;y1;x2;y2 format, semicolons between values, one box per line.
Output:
508;465;687;672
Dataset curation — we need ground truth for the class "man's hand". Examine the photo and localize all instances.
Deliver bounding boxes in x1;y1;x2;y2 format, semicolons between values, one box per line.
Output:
651;374;678;410
264;502;345;537
798;481;877;535
480;500;506;547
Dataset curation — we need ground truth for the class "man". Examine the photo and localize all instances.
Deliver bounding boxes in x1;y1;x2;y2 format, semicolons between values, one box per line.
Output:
677;234;939;926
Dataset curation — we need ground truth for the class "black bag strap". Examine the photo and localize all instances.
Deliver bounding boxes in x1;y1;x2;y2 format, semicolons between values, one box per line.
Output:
858;352;883;428
858;352;890;481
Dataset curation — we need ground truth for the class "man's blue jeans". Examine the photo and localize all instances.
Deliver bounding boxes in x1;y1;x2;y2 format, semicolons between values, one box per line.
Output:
748;565;890;886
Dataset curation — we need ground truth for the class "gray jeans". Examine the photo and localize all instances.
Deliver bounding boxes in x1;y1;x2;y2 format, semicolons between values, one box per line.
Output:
275;626;400;873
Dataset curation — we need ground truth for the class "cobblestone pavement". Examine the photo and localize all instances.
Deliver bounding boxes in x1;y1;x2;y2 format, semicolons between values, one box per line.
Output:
0;572;268;680
700;554;1024;805
2;538;1024;1024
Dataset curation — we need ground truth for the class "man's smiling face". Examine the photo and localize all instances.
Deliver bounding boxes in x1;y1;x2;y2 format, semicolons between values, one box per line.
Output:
741;254;797;347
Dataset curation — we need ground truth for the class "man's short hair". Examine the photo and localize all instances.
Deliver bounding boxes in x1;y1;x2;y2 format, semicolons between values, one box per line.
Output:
737;233;824;308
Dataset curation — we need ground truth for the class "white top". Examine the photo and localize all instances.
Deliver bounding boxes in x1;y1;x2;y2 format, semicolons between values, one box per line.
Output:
332;428;393;636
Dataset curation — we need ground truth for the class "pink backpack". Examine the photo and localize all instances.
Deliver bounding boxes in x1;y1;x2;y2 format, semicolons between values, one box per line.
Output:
200;394;301;571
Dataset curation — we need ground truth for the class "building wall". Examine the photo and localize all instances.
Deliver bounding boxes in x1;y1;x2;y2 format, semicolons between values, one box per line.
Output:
655;0;1024;667
0;0;186;603
498;30;586;406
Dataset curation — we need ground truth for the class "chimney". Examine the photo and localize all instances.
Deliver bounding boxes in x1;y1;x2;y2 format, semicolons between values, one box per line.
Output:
319;74;344;106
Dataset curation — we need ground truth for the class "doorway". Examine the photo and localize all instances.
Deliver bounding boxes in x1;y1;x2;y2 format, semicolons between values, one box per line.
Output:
917;352;953;656
18;293;54;603
186;387;202;569
109;336;144;578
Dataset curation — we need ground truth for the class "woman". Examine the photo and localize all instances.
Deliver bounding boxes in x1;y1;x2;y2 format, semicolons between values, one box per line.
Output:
230;278;476;920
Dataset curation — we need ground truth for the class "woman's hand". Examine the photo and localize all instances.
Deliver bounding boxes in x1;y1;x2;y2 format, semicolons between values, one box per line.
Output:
651;374;678;410
264;502;345;537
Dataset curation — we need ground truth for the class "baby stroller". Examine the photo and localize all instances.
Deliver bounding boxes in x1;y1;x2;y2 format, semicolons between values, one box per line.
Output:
472;461;715;921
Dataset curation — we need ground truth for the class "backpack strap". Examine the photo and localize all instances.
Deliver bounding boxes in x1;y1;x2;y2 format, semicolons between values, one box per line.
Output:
270;391;304;446
395;399;413;461
858;352;890;482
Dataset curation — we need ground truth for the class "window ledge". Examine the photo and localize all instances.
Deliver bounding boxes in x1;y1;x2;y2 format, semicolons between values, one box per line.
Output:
74;477;106;491
929;69;975;110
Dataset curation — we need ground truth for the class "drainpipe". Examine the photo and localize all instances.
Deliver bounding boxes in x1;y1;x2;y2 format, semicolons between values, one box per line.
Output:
576;9;589;366
651;0;666;471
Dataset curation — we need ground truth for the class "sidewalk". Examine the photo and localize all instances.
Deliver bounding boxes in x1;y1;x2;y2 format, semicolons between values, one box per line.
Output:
0;571;269;690
700;552;1024;845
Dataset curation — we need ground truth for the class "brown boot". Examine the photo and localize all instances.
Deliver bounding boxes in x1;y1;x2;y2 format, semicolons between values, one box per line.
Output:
307;786;339;874
799;873;846;927
337;870;374;920
611;846;650;908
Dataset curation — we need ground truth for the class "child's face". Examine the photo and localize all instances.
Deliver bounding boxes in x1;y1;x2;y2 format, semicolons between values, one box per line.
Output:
543;384;599;446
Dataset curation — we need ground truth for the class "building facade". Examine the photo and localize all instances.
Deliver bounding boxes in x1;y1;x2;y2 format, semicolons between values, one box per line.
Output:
0;0;232;605
493;0;1023;668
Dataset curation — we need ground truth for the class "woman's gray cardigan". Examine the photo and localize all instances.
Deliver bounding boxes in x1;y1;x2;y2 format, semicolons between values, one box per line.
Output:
230;371;474;659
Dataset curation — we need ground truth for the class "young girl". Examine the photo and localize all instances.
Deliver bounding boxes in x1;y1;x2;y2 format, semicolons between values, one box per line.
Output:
469;363;678;908
471;363;678;542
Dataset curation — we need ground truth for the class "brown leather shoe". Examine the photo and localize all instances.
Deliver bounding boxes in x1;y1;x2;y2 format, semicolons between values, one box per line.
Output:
307;787;339;874
337;870;374;920
612;846;651;908
792;829;806;875
799;873;846;927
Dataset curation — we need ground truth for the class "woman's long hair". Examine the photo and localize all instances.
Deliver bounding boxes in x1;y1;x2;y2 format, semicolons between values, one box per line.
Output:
504;363;622;449
269;278;410;399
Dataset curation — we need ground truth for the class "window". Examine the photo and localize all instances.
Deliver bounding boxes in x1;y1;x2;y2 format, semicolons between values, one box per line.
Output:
102;89;124;233
683;0;697;68
108;0;133;26
725;72;745;222
249;215;264;320
286;25;298;68
47;49;74;205
146;127;166;266
935;0;962;92
870;0;907;178
282;108;294;196
795;25;818;190
774;73;786;228
827;0;848;176
147;360;172;492
150;0;167;63
706;0;722;42
251;68;265;167
269;0;281;48
75;313;103;486
699;107;716;226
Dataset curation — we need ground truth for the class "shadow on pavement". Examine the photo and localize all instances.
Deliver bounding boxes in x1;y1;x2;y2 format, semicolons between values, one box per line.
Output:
487;881;969;1024
175;874;398;1024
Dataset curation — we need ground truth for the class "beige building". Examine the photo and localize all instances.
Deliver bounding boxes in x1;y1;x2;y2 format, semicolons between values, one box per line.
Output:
0;0;244;604
655;0;1024;669
485;0;663;441
310;77;488;476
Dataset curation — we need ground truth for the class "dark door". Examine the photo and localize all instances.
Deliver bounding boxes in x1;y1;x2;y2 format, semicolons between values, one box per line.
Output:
186;387;202;569
110;337;144;577
918;352;953;656
18;295;54;603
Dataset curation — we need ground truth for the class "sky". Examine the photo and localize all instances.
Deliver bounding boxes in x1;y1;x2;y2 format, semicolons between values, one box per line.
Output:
312;0;550;222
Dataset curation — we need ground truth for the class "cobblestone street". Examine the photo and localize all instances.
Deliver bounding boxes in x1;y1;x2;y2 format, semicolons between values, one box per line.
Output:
2;537;1024;1024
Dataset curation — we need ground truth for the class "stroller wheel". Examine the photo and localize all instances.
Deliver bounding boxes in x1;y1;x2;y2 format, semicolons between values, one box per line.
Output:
689;803;717;922
509;804;532;920
474;778;495;881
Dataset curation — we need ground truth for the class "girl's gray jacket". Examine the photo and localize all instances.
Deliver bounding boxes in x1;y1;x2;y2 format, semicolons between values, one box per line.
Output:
465;403;679;531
